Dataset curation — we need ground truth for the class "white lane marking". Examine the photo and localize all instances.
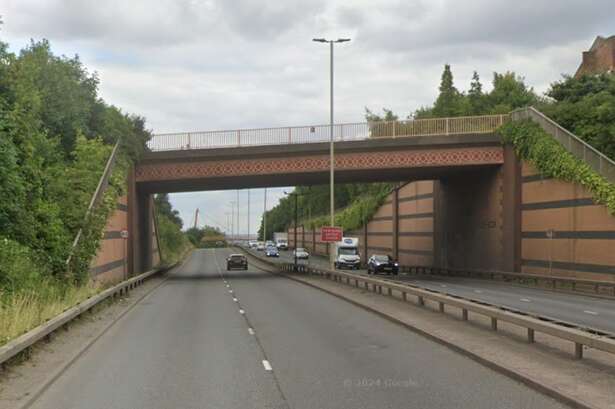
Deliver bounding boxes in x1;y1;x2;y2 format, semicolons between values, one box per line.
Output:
584;310;599;315
262;360;272;371
233;297;238;302
440;284;447;288
520;298;532;302
474;289;483;294
248;328;255;335
239;309;245;315
228;290;233;294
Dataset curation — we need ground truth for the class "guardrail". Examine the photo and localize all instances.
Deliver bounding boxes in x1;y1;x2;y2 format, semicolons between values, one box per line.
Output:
276;263;615;360
147;114;508;151
401;265;615;298
0;265;170;366
511;107;615;184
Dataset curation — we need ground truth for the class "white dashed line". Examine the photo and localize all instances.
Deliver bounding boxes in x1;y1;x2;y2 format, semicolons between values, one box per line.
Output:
262;360;272;371
440;284;447;288
233;297;238;302
520;298;532;302
474;289;483;294
248;328;255;335
229;290;233;294
584;310;599;315
239;309;245;315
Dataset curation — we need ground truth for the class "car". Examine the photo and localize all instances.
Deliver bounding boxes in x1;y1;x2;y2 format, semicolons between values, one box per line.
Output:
276;239;288;250
367;254;399;275
265;240;275;248
293;248;309;259
256;242;265;251
226;254;248;270
265;246;279;257
248;241;258;249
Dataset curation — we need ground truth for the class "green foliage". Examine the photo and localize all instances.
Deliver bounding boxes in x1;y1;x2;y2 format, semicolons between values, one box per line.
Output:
432;64;464;117
186;225;224;247
154;193;183;229
0;37;150;294
260;183;394;239
500;120;615;214
156;203;193;265
541;73;615;160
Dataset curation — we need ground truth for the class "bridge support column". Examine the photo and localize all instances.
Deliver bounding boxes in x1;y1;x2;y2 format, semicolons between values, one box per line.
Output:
502;146;521;272
133;188;154;274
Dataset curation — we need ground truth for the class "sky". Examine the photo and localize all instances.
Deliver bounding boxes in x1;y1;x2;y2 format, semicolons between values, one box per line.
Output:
1;0;613;234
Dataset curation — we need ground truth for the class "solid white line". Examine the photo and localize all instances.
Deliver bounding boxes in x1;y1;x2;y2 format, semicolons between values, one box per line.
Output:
248;328;255;335
520;298;531;302
584;310;599;315
262;360;272;371
239;309;245;314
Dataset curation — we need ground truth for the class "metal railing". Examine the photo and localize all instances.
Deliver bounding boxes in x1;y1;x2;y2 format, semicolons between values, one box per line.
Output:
147;114;508;152
511;107;615;184
240;246;615;360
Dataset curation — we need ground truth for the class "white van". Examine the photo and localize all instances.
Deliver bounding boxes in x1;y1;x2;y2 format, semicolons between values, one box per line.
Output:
334;237;361;270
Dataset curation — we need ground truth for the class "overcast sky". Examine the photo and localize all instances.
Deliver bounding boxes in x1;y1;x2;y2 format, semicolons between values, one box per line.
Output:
1;0;613;234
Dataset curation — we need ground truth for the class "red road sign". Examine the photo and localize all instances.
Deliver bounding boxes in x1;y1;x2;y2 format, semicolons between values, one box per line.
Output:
321;226;343;242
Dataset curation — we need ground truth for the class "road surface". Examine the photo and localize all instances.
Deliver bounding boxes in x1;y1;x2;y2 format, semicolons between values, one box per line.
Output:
270;249;615;334
30;249;565;409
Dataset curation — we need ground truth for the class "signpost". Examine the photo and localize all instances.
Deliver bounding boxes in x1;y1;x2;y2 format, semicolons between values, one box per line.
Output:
121;230;129;280
321;226;343;242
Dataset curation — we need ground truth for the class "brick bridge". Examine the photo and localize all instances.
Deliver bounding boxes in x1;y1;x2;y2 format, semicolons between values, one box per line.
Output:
107;110;613;282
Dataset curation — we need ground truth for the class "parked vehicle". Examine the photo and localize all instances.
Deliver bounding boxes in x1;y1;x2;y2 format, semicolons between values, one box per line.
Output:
256;242;265;251
226;254;248;270
265;246;279;257
293;248;309;259
334;237;361;270
367;254;399;275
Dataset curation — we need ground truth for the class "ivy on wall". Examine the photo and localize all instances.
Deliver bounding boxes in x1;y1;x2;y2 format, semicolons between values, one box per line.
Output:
499;120;615;214
303;188;392;232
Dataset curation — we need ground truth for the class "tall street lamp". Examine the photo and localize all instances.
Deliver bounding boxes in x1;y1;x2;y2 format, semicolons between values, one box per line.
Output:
312;37;350;270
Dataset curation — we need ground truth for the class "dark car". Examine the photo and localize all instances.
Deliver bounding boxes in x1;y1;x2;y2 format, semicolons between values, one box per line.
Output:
367;254;399;275
265;246;279;257
226;254;248;270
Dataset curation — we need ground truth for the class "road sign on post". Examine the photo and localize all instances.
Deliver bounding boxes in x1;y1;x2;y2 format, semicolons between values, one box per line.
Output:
321;226;342;242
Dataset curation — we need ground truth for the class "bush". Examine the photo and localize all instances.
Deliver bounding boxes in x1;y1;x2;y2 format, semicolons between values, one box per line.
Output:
500;120;615;214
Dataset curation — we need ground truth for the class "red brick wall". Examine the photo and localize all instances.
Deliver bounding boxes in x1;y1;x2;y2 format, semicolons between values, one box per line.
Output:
90;195;130;284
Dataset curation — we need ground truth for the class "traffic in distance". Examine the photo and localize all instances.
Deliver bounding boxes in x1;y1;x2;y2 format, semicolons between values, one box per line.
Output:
245;233;399;274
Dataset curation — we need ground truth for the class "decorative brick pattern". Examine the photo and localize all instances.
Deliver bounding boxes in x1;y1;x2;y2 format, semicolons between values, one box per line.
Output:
136;147;503;182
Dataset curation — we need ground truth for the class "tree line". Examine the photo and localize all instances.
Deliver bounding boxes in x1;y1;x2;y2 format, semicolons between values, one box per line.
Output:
261;65;615;237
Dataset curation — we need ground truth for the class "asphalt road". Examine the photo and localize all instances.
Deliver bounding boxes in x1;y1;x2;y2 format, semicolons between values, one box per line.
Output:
30;249;566;409
269;250;615;334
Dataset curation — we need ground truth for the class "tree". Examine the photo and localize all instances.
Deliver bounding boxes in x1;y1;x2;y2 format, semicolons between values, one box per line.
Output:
487;72;538;113
468;71;487;115
154;194;183;229
543;73;615;159
433;64;463;117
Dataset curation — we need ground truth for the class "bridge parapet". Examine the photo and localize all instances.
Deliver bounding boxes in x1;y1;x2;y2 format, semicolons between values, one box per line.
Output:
148;114;508;152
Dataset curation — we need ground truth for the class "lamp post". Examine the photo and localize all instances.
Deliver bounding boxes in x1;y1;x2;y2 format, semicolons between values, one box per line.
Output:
229;201;236;241
312;37;350;269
